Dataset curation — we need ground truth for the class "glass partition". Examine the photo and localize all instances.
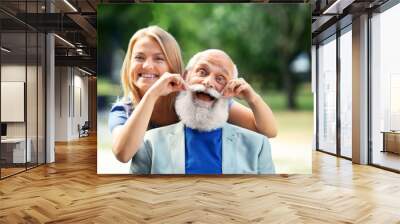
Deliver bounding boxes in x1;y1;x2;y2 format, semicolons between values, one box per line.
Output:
38;32;45;165
317;35;337;154
371;3;400;171
27;30;38;169
339;27;352;158
0;1;46;179
26;0;45;169
1;30;28;177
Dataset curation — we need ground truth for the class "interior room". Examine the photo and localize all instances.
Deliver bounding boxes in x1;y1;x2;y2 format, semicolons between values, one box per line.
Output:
370;2;400;171
1;24;46;178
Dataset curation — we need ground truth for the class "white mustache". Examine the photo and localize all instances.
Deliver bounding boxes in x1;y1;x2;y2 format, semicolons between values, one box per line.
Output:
188;84;221;99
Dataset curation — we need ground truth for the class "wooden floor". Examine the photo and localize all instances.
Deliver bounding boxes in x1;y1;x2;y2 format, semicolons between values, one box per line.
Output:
1;163;44;178
1;135;400;223
373;151;400;171
1;167;26;178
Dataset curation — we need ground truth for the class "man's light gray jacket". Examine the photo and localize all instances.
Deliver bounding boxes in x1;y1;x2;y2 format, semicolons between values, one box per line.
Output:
130;122;275;174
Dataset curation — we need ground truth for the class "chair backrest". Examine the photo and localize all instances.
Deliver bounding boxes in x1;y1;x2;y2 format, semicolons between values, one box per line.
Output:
82;121;90;129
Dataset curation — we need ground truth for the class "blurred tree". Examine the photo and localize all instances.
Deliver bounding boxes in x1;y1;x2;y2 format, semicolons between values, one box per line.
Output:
98;3;311;110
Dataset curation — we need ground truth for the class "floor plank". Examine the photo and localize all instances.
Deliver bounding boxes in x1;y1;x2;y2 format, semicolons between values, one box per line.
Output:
1;135;400;223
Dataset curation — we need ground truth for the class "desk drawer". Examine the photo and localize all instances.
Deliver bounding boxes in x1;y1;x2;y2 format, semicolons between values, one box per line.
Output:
0;140;31;163
384;133;400;154
0;145;14;163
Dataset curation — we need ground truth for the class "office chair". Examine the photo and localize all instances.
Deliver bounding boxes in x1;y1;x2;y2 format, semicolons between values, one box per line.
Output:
79;121;90;138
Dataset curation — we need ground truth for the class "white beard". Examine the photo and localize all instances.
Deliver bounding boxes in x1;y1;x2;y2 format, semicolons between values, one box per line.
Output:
175;86;229;132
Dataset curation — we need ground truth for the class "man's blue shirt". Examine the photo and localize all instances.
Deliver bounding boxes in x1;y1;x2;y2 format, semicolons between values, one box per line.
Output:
184;126;223;174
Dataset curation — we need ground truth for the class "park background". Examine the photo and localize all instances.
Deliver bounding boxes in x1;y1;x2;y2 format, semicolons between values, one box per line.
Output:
97;3;313;174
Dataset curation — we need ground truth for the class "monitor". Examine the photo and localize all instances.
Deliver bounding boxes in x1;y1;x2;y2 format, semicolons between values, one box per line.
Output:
1;123;7;137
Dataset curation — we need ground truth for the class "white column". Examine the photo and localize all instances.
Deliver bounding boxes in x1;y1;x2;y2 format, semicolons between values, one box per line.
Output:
46;33;55;163
352;14;369;164
45;1;55;163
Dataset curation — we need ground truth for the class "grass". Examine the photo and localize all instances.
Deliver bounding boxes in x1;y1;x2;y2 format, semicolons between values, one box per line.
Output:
98;110;313;174
270;110;313;174
236;82;313;112
97;78;122;97
97;79;314;173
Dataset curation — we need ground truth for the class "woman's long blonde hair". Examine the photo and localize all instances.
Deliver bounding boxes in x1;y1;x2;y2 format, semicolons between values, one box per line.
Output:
120;26;184;105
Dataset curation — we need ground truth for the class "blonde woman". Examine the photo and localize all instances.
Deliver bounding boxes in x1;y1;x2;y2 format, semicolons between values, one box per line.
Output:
109;26;277;163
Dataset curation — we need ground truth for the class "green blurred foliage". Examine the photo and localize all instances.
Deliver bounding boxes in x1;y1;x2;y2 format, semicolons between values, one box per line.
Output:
236;83;313;111
98;3;311;110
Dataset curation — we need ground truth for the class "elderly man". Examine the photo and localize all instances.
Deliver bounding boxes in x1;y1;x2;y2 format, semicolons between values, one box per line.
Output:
130;49;275;174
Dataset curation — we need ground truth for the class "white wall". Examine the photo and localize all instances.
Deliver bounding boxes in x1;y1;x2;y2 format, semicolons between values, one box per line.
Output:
73;72;89;137
1;82;25;122
54;67;89;141
55;66;69;141
1;64;26;81
1;65;39;137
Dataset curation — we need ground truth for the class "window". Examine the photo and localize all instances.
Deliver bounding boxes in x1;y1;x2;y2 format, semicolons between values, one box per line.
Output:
317;35;337;154
339;28;352;158
371;2;400;171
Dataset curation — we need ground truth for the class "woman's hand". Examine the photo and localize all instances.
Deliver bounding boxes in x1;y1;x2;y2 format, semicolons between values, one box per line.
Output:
222;77;258;104
112;74;186;162
147;72;187;99
223;77;278;138
112;72;186;163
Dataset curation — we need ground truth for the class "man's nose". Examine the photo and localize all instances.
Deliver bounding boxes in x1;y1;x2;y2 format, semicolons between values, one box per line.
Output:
202;75;214;89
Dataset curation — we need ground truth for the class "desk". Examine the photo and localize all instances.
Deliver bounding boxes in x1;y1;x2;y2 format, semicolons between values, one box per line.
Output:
1;138;31;163
382;131;400;154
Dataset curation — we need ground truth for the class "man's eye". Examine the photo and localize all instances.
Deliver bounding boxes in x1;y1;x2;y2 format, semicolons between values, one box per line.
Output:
155;57;165;62
198;69;207;76
216;75;227;85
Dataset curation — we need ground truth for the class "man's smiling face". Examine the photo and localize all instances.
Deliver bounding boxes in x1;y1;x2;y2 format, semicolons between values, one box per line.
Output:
174;49;236;131
185;49;235;107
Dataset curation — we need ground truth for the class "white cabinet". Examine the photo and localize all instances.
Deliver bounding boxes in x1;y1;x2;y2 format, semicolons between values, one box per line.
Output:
1;138;32;163
1;82;25;122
